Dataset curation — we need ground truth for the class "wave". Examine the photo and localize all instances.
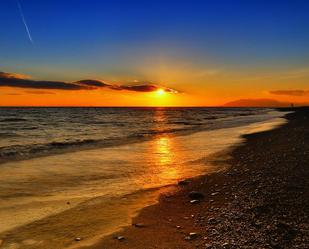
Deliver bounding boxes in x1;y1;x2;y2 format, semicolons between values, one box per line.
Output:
0;139;100;163
0;132;19;138
0;118;27;122
0;109;282;164
0;126;196;163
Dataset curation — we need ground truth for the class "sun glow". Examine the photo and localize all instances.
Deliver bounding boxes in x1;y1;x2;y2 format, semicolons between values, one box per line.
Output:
156;89;165;96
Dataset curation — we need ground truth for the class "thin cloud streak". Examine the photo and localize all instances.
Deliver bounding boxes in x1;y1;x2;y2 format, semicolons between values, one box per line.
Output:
17;0;33;44
269;90;309;96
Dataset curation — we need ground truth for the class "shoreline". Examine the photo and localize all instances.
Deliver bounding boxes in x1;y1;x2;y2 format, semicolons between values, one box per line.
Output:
0;112;287;249
0;109;279;165
80;107;308;249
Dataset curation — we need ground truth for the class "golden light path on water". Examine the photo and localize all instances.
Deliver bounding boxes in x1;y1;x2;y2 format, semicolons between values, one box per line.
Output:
150;108;182;181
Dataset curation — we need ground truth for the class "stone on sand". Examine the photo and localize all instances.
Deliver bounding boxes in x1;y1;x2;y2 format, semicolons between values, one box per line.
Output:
188;191;204;199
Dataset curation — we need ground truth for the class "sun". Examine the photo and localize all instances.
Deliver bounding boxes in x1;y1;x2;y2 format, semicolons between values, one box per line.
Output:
156;89;166;96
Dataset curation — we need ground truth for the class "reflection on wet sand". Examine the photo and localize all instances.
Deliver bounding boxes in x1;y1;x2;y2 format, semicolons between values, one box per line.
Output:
153;136;180;180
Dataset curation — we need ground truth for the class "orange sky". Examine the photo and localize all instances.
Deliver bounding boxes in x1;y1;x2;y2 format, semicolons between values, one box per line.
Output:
1;64;309;107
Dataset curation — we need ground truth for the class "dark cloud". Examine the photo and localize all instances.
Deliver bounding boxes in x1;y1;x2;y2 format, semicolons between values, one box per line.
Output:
0;72;93;90
121;84;159;92
75;80;110;87
0;71;31;79
269;90;309;96
0;71;179;93
5;93;22;96
114;82;179;93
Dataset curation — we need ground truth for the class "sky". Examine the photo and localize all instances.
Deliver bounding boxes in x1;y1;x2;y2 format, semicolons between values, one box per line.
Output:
1;0;309;106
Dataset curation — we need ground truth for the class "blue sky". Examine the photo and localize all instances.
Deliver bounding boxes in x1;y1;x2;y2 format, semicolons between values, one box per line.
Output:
1;0;309;106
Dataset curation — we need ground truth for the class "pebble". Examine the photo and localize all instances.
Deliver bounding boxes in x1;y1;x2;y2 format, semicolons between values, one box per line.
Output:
178;179;191;186
75;237;81;241
208;217;218;224
222;242;231;248
184;232;199;240
116;236;125;241
188;191;205;199
190;199;200;204
132;223;145;228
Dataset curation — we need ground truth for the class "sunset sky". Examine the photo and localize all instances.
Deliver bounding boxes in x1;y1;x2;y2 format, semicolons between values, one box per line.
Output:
1;0;309;106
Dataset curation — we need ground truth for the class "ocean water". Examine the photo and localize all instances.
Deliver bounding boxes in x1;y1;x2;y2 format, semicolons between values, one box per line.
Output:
0;107;287;249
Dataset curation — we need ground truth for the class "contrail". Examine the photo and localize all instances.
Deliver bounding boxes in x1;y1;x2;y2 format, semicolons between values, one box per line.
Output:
17;0;33;44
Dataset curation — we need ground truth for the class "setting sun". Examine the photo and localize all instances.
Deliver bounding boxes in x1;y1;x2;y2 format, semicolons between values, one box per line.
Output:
156;89;165;96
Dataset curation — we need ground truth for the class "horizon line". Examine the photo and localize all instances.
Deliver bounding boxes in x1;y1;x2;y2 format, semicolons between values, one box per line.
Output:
0;105;297;108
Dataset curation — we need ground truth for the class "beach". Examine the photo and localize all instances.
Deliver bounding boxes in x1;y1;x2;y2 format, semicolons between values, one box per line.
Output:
0;108;307;249
81;107;309;249
2;0;309;248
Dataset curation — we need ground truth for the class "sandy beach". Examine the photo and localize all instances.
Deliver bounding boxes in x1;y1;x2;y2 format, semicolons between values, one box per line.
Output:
81;107;309;249
2;1;309;248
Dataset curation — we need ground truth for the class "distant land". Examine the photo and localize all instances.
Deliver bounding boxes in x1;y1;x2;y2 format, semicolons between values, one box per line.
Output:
224;98;308;107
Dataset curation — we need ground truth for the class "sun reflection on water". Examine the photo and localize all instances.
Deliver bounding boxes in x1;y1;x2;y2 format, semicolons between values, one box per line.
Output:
149;109;182;181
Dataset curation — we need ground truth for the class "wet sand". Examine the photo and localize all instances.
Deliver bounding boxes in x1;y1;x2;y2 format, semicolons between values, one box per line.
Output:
81;107;309;249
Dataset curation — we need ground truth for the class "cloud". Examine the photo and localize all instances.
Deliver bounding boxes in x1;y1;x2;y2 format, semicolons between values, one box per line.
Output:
269;90;309;96
0;71;31;79
121;84;159;92
0;71;94;90
75;80;110;87
0;71;179;93
5;93;22;96
25;90;55;94
112;82;179;93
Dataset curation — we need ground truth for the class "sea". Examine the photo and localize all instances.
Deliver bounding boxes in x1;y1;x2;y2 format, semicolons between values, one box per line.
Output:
0;107;287;249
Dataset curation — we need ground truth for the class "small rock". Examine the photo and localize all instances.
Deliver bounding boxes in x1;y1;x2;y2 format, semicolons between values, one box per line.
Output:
132;223;145;228
190;199;200;204
188;191;204;199
75;237;81;241
176;225;182;229
178;179;191;186
189;232;198;239
222;242;231;248
208;218;218;224
116;236;125;241
210;229;219;235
